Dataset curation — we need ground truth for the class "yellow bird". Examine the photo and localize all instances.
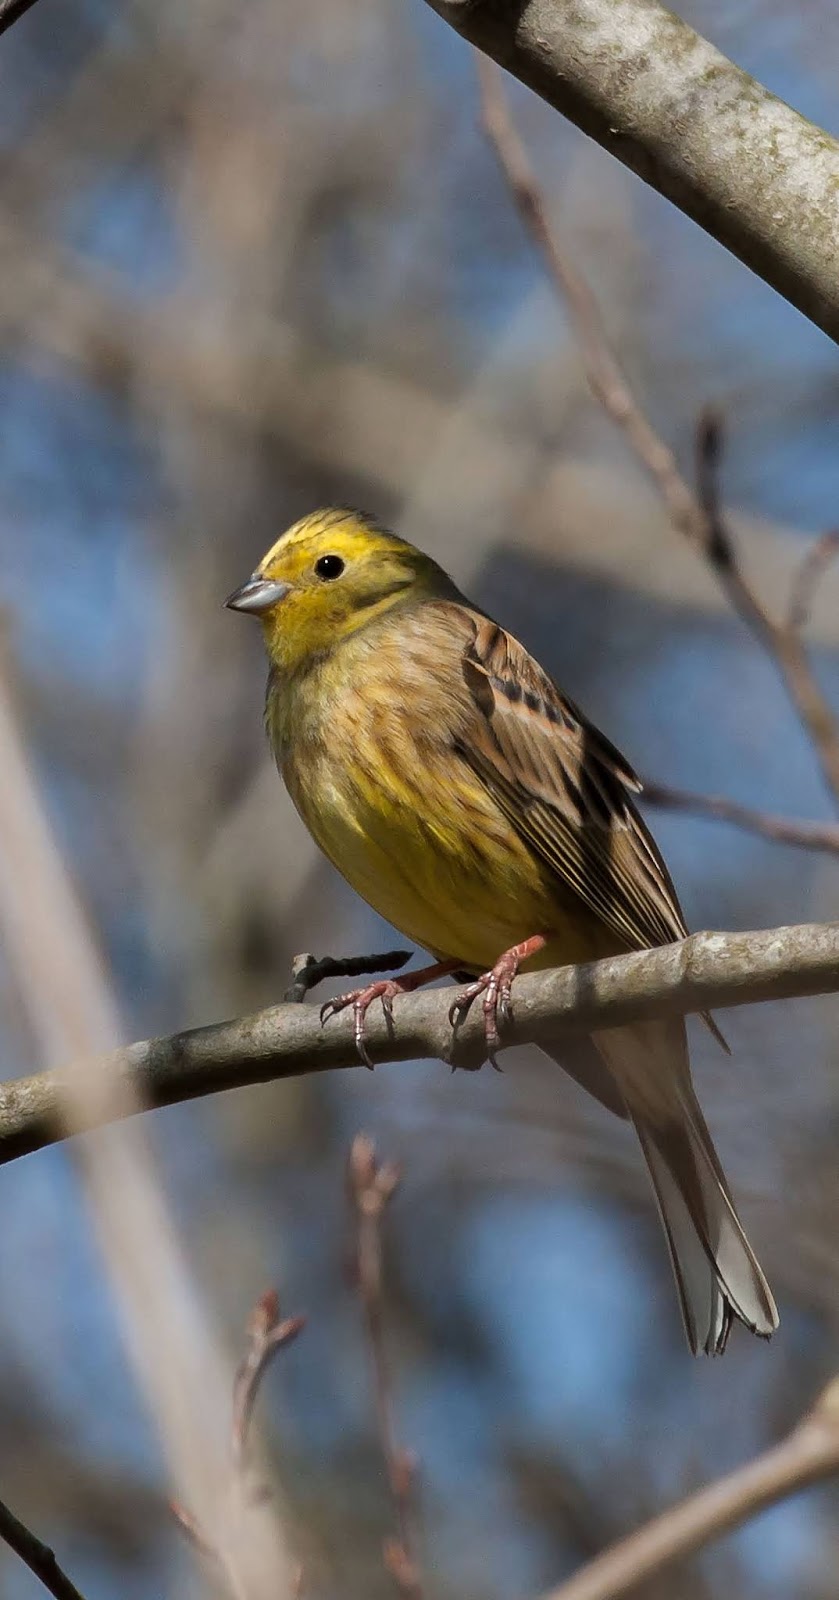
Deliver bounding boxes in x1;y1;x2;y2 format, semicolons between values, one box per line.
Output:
226;507;777;1355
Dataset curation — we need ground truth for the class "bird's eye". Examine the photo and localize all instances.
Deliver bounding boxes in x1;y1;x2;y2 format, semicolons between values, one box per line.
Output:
314;554;345;580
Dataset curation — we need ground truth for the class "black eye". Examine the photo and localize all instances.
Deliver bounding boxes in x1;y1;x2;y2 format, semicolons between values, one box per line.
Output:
315;554;345;580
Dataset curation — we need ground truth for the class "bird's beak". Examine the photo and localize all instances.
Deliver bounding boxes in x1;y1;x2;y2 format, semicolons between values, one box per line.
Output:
224;575;291;615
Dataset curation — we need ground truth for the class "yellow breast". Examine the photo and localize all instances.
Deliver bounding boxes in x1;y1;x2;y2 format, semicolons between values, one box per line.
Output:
267;616;602;972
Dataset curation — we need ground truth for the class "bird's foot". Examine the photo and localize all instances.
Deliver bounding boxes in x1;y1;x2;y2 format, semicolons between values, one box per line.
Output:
320;959;458;1068
447;936;547;1069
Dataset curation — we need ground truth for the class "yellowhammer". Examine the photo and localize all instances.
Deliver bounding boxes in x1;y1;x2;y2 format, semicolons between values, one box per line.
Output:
226;506;777;1355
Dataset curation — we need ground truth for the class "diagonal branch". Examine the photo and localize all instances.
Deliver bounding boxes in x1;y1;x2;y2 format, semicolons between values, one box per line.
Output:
0;1496;88;1600
0;0;39;39
428;0;839;344
538;1378;839;1600
476;56;839;811
2;921;839;1169
640;781;839;858
695;414;839;806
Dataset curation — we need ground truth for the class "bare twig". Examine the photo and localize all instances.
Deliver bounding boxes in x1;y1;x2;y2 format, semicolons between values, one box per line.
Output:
695;413;839;805
285;951;411;1004
0;0;39;40
0;1497;88;1600
538;1377;839;1600
787;528;839;634
174;1290;306;1590
231;1292;306;1473
475;54;705;562
348;1135;422;1600
476;57;839;810
641;781;839;857
3;922;839;1167
430;0;839;343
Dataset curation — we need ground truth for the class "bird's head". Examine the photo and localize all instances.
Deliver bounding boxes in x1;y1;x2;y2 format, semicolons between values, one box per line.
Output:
225;508;454;672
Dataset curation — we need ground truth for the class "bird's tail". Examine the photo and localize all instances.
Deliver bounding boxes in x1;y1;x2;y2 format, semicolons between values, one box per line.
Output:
554;1021;778;1355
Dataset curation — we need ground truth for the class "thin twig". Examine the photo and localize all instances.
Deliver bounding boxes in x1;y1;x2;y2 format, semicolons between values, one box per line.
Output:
475;55;705;561
787;528;839;634
0;1496;88;1600
4;922;839;1167
538;1377;839;1600
641;780;839;856
174;1290;306;1591
285;951;411;1004
0;0;39;39
695;414;839;804
476;56;839;810
348;1135;422;1600
231;1292;306;1473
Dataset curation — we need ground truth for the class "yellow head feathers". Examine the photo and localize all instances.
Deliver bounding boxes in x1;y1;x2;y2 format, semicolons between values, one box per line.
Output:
226;508;457;673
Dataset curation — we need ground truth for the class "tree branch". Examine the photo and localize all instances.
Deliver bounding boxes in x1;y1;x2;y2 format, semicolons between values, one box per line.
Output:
641;782;839;857
3;922;839;1167
476;58;839;812
348;1136;422;1600
695;413;839;807
0;1496;88;1600
538;1378;839;1600
429;0;839;343
0;0;39;39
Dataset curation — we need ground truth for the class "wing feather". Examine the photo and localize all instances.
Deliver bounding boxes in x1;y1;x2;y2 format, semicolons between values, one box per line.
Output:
455;611;688;953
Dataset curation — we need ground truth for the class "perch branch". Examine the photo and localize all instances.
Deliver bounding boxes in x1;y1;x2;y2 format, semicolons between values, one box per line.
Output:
2;923;839;1167
430;0;839;342
539;1377;839;1600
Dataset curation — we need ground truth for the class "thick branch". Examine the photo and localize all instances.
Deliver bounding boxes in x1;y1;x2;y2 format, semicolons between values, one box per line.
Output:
2;922;839;1167
539;1380;839;1600
427;0;839;343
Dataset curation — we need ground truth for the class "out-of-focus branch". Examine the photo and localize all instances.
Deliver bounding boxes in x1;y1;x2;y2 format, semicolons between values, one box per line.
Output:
348;1136;422;1600
476;58;839;811
0;1497;88;1600
0;670;295;1598
175;1291;306;1596
641;782;839;858
475;54;703;561
0;0;39;40
430;0;839;342
538;1377;839;1600
3;921;839;1166
787;529;839;634
695;414;839;805
231;1293;306;1474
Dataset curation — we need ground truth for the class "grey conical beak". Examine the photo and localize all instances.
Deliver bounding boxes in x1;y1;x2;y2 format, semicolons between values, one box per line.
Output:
224;575;291;615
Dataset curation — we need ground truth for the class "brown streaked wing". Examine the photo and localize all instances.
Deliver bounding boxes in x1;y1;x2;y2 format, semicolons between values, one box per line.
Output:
453;609;689;953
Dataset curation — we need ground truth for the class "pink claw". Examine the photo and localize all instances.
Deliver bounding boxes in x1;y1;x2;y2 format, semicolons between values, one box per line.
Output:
447;936;547;1068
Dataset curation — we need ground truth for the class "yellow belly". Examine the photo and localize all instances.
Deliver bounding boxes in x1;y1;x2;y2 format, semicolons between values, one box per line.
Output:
284;742;607;974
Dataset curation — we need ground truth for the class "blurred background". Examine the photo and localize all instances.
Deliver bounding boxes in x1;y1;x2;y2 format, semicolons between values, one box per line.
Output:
1;0;839;1595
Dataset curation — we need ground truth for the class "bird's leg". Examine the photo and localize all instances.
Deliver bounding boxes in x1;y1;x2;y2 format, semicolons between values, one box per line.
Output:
320;959;459;1069
448;935;547;1068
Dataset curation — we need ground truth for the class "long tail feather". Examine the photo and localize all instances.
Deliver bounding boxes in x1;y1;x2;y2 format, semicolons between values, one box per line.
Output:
566;1020;778;1355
